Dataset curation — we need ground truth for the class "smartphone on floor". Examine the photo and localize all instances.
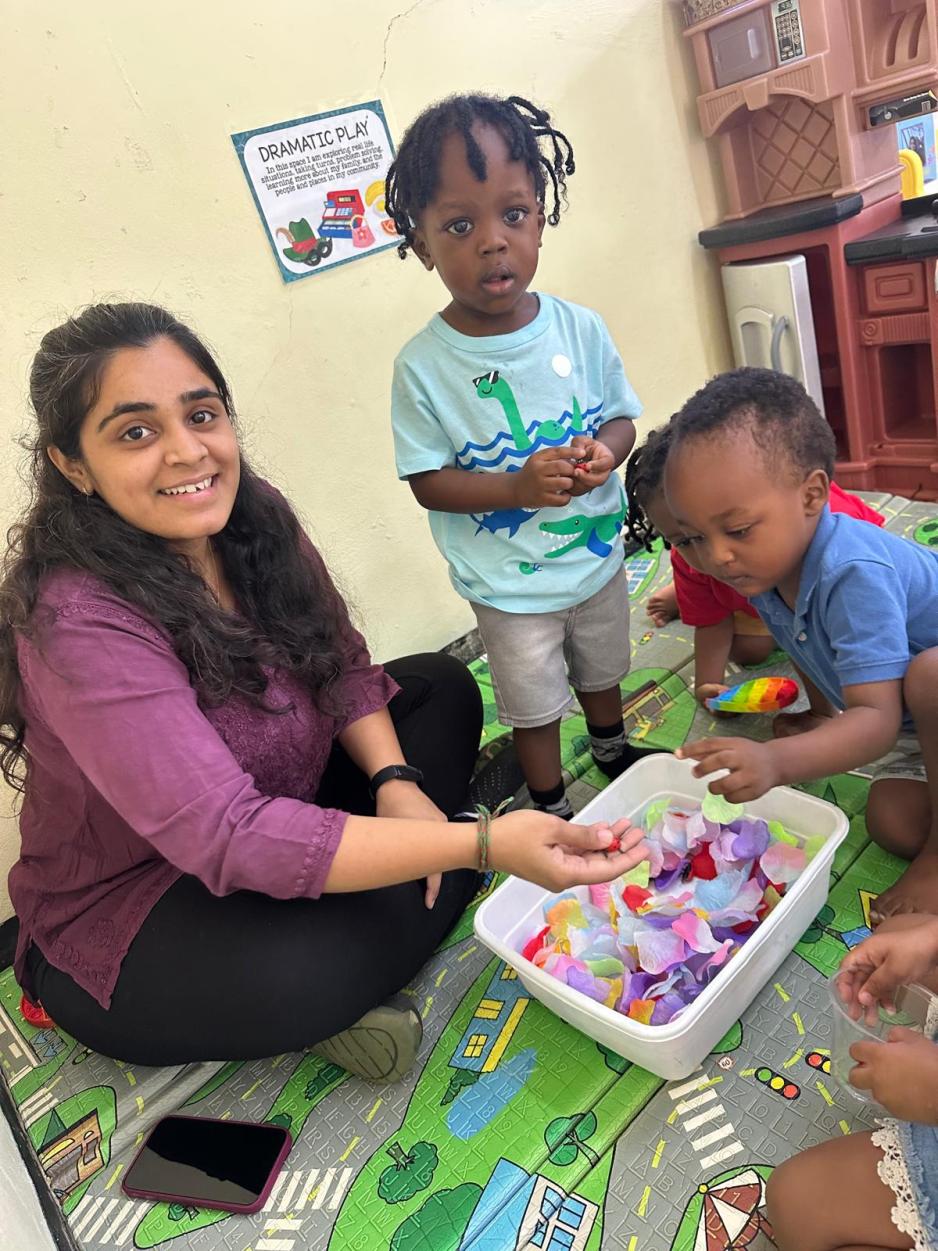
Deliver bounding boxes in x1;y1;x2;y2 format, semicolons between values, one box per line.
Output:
121;1113;291;1213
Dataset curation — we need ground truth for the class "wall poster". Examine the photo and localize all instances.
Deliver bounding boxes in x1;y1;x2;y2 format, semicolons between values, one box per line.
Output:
232;100;400;283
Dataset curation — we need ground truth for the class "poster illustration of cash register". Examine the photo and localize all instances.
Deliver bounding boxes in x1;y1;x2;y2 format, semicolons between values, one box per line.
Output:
319;181;397;247
276;182;396;267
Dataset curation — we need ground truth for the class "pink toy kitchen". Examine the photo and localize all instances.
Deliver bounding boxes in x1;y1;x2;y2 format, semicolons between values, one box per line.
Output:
682;0;938;497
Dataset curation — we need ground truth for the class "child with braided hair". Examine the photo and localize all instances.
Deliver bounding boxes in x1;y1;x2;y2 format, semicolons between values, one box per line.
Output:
388;93;645;818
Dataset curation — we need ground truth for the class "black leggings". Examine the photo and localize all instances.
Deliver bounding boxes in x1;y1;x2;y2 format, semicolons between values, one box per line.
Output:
27;653;482;1065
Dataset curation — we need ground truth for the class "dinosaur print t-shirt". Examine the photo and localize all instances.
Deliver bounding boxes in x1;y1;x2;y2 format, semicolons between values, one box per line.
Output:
391;294;642;613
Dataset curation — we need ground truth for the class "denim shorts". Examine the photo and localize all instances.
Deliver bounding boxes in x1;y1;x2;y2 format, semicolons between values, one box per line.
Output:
471;566;631;728
873;1118;938;1250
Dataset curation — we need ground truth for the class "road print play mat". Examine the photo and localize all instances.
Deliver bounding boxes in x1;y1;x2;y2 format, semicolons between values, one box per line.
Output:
1;490;931;1251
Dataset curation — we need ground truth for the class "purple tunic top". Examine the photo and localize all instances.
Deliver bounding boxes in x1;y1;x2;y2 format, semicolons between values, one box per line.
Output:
9;562;398;1008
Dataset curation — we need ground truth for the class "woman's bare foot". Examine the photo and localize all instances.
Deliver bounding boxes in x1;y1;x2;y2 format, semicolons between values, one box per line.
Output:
647;582;678;628
772;710;833;739
871;849;938;924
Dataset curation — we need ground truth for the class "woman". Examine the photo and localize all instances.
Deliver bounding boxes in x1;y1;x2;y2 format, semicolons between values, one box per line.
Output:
0;303;644;1075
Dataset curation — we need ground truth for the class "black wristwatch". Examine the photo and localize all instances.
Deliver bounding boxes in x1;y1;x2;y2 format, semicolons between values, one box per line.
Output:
369;763;424;798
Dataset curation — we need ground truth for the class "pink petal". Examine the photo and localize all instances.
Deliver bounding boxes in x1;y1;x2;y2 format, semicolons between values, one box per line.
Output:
760;842;806;885
672;912;721;953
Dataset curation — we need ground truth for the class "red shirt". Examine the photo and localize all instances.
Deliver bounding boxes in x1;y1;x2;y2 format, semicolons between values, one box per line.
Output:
671;483;885;627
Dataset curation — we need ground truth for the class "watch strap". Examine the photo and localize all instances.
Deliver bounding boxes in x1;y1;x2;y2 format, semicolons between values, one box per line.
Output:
369;763;424;798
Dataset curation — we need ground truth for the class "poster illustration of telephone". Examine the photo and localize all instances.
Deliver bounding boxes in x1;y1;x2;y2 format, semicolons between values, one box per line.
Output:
231;100;400;283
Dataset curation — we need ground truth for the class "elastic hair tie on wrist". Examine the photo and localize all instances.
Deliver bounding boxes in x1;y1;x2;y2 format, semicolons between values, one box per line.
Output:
473;798;512;871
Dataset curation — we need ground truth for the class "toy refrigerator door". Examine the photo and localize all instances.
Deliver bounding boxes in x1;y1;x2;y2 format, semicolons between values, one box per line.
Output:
722;255;825;416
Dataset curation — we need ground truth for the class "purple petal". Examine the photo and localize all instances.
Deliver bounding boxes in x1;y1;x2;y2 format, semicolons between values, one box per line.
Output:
653;863;686;892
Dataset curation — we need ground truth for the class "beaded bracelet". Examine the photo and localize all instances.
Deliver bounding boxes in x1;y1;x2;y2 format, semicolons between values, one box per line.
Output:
473;798;512;871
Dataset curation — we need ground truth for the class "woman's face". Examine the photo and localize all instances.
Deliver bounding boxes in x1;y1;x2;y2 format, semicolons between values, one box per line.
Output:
51;336;241;555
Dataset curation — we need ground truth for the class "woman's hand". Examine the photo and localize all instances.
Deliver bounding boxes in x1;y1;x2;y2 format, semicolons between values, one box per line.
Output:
376;781;447;909
489;811;647;891
849;1027;938;1123
838;914;938;1014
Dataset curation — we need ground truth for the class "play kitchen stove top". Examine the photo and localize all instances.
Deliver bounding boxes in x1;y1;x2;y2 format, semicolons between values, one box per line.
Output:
846;193;938;264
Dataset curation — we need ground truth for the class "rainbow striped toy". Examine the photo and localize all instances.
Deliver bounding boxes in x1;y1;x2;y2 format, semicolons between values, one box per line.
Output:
705;676;798;715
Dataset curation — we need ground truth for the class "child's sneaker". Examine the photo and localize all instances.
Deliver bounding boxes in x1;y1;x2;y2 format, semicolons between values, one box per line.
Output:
312;996;422;1083
592;742;662;780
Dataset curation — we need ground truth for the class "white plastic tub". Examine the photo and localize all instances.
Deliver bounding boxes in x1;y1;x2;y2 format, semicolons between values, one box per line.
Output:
474;754;849;1080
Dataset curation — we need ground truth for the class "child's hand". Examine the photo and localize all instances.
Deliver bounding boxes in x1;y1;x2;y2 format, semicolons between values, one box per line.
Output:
695;683;729;705
849;1027;938;1123
568;436;615;494
676;736;780;802
510;448;576;509
694;684;738;720
489;811;647;892
839;914;938;1013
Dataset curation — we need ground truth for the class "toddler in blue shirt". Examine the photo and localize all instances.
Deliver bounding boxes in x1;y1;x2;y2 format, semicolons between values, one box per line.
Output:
387;94;645;817
668;367;938;921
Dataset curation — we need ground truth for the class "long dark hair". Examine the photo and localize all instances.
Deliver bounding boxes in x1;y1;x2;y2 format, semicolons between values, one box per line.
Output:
0;302;353;791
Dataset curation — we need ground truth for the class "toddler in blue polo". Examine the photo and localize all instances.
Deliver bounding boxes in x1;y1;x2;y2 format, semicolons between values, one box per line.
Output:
386;92;643;819
665;368;938;921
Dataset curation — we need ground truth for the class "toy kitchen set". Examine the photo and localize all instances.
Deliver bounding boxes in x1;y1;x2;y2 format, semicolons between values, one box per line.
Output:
682;0;938;496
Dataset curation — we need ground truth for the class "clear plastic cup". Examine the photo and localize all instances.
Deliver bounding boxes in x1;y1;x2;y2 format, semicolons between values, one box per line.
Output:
829;972;938;1105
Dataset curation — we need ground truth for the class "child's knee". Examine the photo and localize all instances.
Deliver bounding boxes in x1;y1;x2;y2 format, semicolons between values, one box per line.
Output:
764;1155;808;1248
905;648;938;721
867;778;930;859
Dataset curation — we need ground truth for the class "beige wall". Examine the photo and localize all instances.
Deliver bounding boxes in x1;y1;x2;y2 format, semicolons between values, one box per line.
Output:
0;0;730;921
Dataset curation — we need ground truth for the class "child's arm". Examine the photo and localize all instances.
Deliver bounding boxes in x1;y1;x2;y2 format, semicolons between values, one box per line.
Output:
848;1028;938;1123
409;450;578;513
793;665;837;718
692;618;735;704
678;677;902;802
838;914;938;1011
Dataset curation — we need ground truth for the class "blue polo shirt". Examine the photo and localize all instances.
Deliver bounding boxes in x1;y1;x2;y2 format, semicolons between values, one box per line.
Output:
752;507;938;732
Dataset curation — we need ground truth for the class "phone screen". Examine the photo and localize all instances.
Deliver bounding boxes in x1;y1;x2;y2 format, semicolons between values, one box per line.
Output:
122;1115;290;1211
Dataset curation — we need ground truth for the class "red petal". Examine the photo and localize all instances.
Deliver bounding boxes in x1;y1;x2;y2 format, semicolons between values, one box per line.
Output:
623;885;653;912
522;925;551;962
689;846;718;880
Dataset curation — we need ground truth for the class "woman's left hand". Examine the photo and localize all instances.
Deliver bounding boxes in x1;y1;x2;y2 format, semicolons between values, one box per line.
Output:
376;781;447;909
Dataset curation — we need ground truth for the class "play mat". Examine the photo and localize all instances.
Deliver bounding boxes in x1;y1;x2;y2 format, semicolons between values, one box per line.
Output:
2;490;936;1251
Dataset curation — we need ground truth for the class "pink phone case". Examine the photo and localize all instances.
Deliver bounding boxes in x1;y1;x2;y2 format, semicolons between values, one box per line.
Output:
121;1113;292;1214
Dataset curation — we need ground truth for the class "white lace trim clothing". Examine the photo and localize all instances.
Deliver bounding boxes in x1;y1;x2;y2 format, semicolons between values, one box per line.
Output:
873;1121;933;1251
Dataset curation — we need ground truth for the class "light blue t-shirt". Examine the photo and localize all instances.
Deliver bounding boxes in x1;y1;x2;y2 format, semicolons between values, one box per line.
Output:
391;294;642;613
752;507;938;732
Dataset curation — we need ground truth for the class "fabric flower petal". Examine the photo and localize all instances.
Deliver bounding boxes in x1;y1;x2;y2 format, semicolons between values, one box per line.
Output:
702;790;745;824
760;842;806;886
627;998;656;1024
672;911;721;953
637;927;687;975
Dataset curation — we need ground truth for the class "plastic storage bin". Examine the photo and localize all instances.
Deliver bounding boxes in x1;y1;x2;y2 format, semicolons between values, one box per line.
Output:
474;754;849;1080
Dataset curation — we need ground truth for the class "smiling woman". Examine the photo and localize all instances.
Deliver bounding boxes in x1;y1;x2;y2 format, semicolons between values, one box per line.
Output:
0;303;646;1072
